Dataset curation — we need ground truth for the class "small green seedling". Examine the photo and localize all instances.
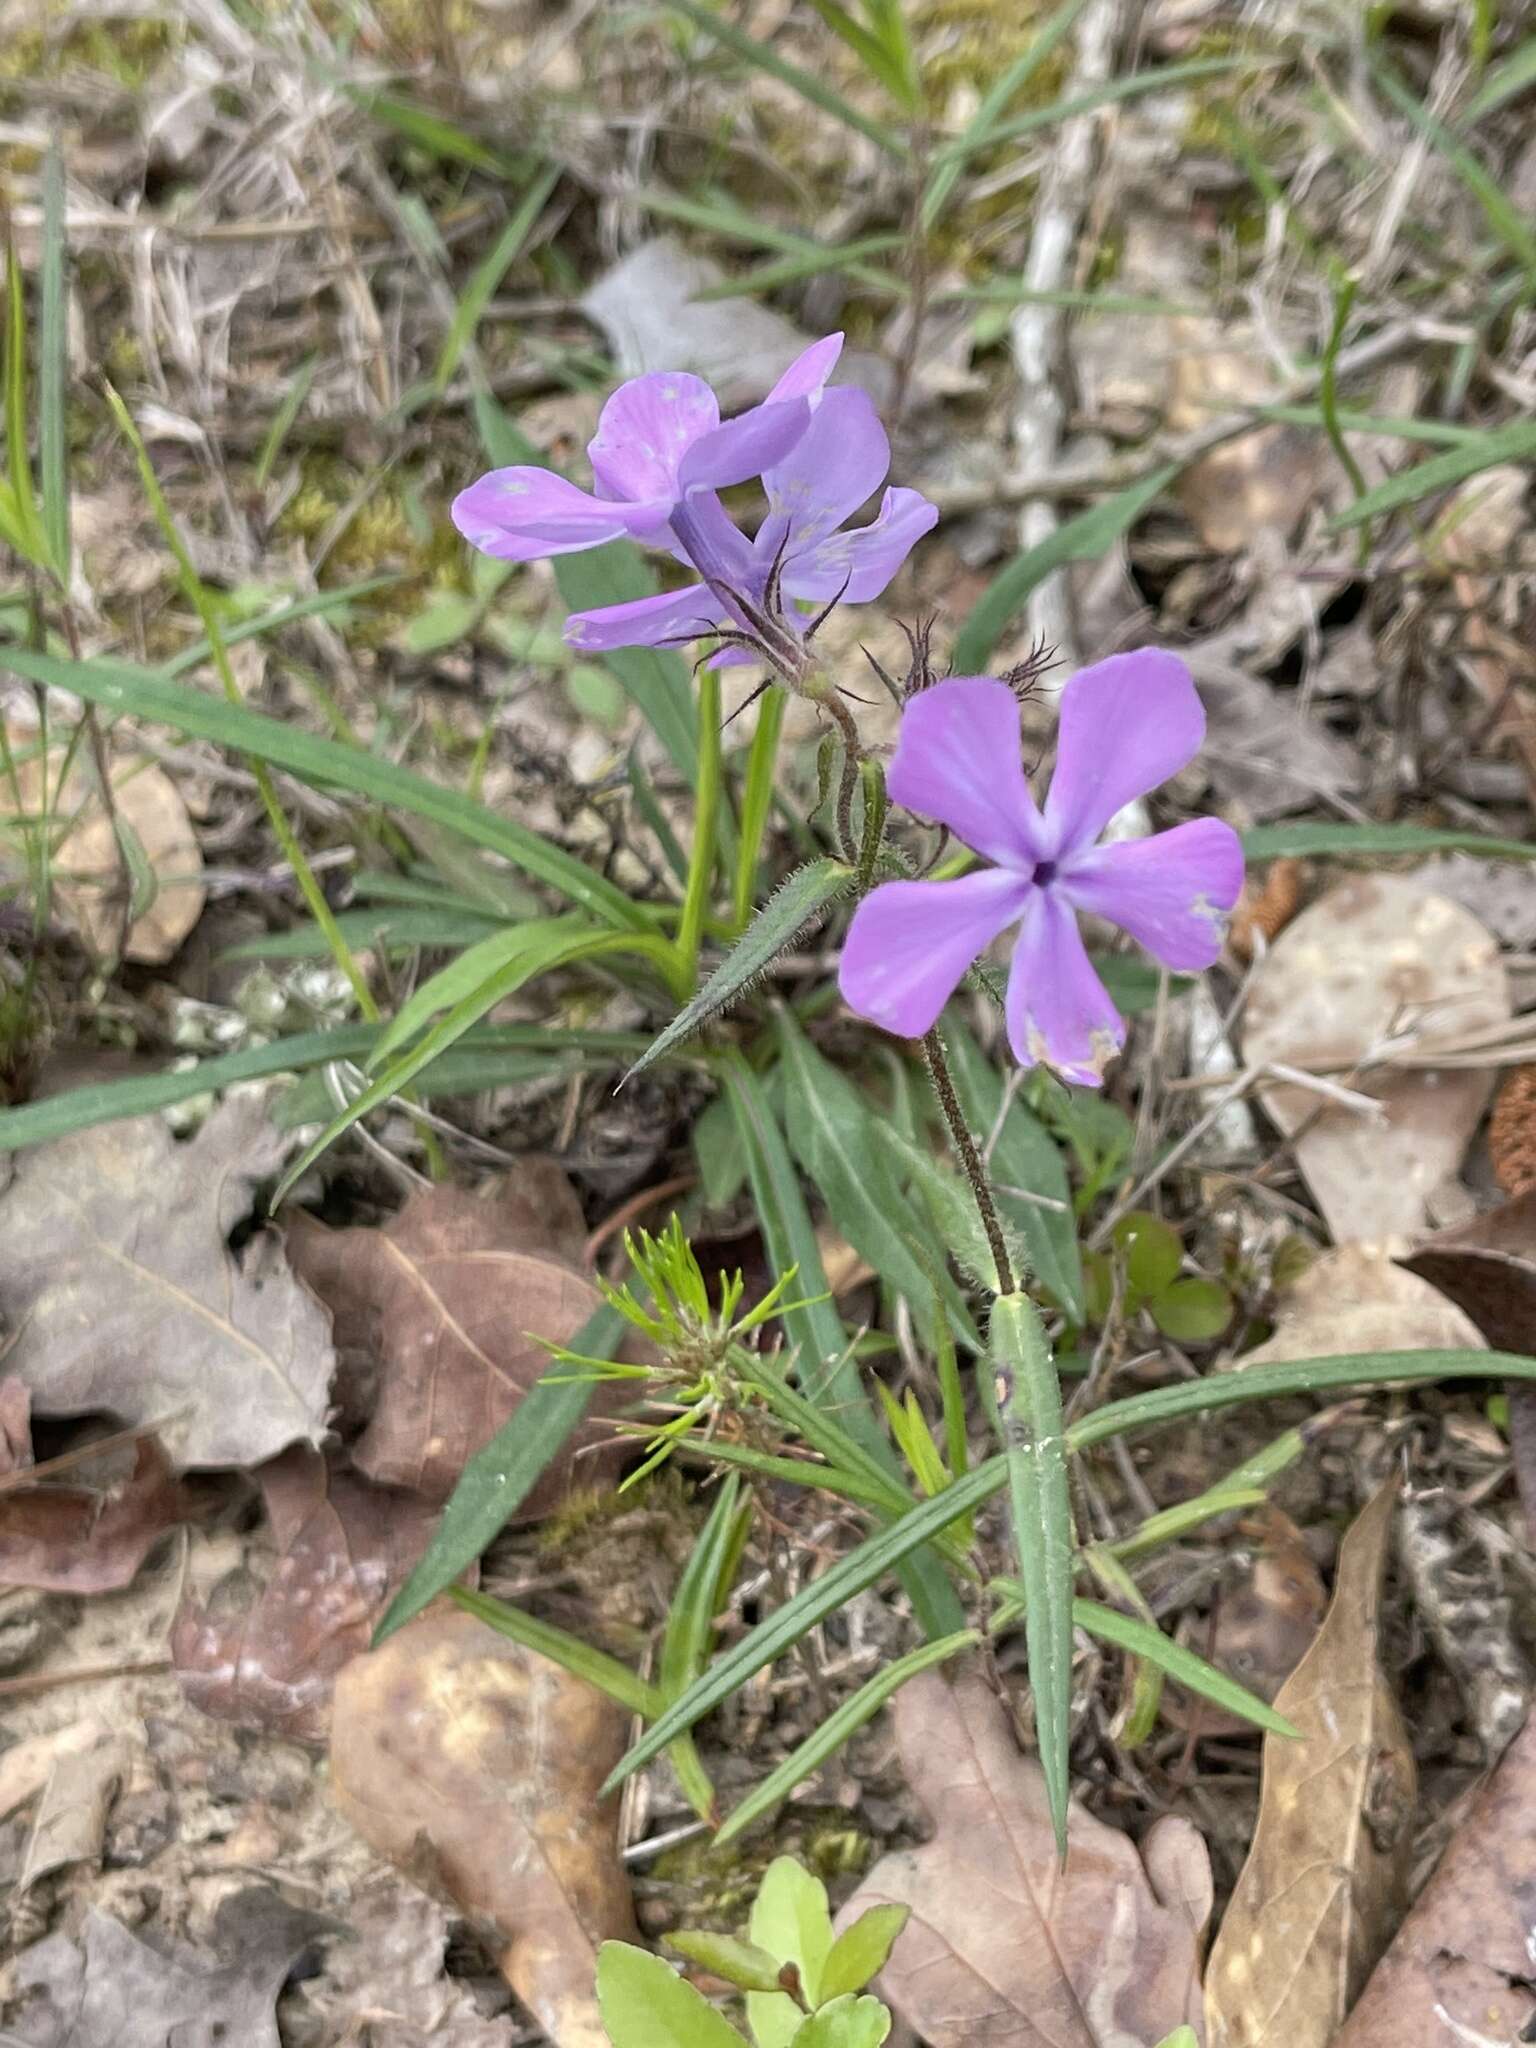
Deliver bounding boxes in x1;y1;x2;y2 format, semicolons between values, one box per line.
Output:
596;1855;906;2048
1083;1211;1233;1345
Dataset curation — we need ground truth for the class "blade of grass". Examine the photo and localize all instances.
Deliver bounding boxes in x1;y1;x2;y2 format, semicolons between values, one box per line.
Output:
447;1586;662;1716
160;575;400;676
436;163;560;394
1373;59;1536;292
677;666;722;987
39;142;69;580
1243;820;1536;862
695;235;905;301
376;1300;628;1640
1325;416;1536;528
659;1476;746;1822
253;356;318;490
104;384;381;1026
667;0;909;158
2;645;653;932
1462;35;1536;122
952;463;1180;671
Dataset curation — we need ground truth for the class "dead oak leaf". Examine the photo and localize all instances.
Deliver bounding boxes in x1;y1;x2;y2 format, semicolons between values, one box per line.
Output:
1205;1482;1416;2048
0;1096;333;1470
330;1605;638;2048
837;1666;1211;2048
0;1433;190;1594
172;1446;439;1744
286;1171;628;1508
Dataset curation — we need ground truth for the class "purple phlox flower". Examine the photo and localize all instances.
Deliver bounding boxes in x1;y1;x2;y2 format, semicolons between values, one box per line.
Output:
838;651;1245;1088
563;380;938;660
451;333;843;565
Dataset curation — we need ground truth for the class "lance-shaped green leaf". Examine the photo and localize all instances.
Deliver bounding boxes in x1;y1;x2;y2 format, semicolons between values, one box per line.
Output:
1243;819;1536;862
375;1301;625;1641
626;859;853;1082
658;1475;748;1822
983;1291;1075;1860
366;917;599;1067
600;1462;997;1796
776;1010;979;1351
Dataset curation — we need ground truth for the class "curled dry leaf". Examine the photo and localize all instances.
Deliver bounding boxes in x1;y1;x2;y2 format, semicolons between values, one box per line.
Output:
286;1169;628;1508
1234;1245;1486;1373
329;1604;637;2048
172;1446;439;1744
0;1431;189;1594
8;1887;334;2048
0;726;206;965
837;1666;1211;2048
1162;1507;1325;1739
1205;1482;1416;2048
0;1096;334;1470
1333;1708;1536;2048
287;1879;515;2047
1243;878;1509;1243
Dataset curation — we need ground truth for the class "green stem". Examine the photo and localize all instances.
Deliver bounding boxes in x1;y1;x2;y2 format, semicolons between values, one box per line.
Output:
678;665;722;988
922;1028;1014;1296
731;685;785;930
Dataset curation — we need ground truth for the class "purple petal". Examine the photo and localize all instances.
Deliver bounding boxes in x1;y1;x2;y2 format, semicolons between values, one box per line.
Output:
564;582;727;652
1043;650;1206;853
765;332;844;404
669;491;758;600
839;870;1031;1041
587;372;719;507
452;468;637;560
678;397;811;494
1058;819;1244;971
1005;891;1125;1087
762;388;890;548
783;485;938;603
885;677;1046;870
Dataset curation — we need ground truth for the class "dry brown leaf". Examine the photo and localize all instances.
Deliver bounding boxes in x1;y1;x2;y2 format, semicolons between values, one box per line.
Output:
286;1879;515;2048
1166;323;1329;553
1333;1709;1536;2048
0;1433;190;1594
836;1665;1211;2047
286;1170;628;1507
8;1887;334;2047
1205;1483;1416;2048
329;1605;637;2048
1243;878;1509;1241
0;727;206;965
0;1095;333;1470
1162;1507;1326;1738
172;1446;439;1744
1234;1246;1486;1373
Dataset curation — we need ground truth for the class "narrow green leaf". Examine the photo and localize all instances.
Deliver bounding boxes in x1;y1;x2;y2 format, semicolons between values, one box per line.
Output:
275;923;648;1197
804;0;914;107
716;1633;973;1847
600;1462;997;1794
695;234;905;300
375;1301;626;1641
160;575;399;677
1462;35;1536;122
776;1009;980;1351
952;465;1179;671
659;1475;745;1821
942;1018;1082;1318
819;1905;911;2002
875;1123;1014;1295
39;143;69;578
984;1292;1074;1859
1071;1597;1299;1737
446;1586;661;1716
973;54;1266;151
253;355;318;489
220;905;505;961
367;917;588;1067
1242;820;1536;862
0;645;651;932
1326;417;1536;529
626;860;853;1082
920;0;1090;225
667;0;909;158
1374;61;1536;289
436;163;559;393
663;1932;785;1996
597;1942;749;2048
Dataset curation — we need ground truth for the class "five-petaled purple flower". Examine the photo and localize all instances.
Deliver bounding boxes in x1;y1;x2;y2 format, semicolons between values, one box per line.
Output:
450;334;936;658
838;653;1244;1087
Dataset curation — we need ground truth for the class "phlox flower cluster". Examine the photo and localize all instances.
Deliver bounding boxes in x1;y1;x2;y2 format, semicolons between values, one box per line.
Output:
452;338;1243;1086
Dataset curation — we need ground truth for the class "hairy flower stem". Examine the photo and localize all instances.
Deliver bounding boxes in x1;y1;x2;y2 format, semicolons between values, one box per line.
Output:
816;688;863;864
922;1029;1015;1298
